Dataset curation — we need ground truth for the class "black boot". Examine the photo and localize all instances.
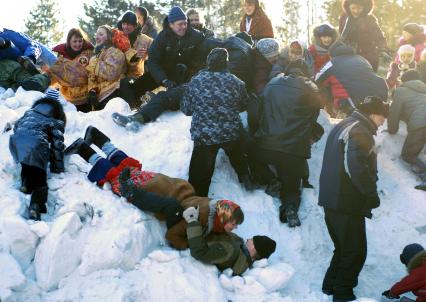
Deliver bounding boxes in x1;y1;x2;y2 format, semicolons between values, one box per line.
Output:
279;205;301;227
65;138;96;162
84;126;110;148
302;178;314;189
29;186;48;220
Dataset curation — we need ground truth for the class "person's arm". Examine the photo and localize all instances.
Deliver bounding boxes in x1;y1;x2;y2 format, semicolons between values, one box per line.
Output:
49;121;65;173
5;30;41;61
180;80;196;116
387;91;403;134
238;81;249;112
390;273;424;297
165;220;189;250
315;60;333;86
146;34;168;84
95;48;126;81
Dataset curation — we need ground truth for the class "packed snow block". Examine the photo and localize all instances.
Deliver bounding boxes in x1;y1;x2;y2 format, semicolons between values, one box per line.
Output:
0;252;26;292
34;212;83;290
1;216;39;270
245;262;295;292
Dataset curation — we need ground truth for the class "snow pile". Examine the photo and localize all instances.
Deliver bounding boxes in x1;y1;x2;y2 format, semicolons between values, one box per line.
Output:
0;88;424;301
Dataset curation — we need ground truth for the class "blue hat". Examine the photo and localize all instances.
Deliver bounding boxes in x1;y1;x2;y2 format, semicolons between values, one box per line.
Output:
168;6;187;24
400;243;424;265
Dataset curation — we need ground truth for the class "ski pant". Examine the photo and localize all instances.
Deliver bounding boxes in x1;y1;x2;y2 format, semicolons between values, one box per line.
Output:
21;163;47;193
322;208;367;299
401;127;426;175
120;72;159;106
188;140;250;197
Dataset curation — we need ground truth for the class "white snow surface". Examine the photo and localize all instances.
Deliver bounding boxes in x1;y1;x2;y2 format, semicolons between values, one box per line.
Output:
0;88;424;302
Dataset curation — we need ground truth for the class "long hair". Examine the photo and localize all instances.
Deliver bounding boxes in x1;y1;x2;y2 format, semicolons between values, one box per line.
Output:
66;28;90;48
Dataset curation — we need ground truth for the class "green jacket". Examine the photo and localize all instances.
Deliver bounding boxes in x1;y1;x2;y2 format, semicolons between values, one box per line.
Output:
187;221;252;276
388;80;426;134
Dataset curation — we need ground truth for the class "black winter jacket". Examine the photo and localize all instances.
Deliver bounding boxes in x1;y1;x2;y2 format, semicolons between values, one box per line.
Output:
319;111;379;218
147;17;206;84
223;36;254;89
9;98;65;173
252;74;321;158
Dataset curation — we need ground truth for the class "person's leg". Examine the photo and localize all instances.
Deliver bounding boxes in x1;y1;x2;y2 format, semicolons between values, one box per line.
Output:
119;72;159;105
76;103;92;113
28;166;48;220
221;140;250;180
188;144;220;197
401;128;426;174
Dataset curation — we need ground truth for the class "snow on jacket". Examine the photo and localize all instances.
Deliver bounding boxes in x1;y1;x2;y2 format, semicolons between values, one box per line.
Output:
339;0;387;71
147;17;206;85
0;28;41;61
9;98;65;173
388;80;426;134
390;251;426;302
309;25;339;75
315;43;388;109
187;221;252;276
239;5;274;41
86;46;126;102
252;73;321;158
319;110;379;218
49;44;93;105
223;36;254;89
181;70;249;146
386;61;416;90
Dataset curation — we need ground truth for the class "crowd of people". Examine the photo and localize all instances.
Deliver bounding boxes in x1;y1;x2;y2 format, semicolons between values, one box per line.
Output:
2;0;426;301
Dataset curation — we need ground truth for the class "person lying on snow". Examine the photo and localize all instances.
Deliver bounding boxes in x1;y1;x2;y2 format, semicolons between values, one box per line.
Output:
65;126;245;249
382;243;426;302
183;206;276;276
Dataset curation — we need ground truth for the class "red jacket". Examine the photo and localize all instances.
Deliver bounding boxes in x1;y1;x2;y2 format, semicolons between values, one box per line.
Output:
390;251;426;302
309;44;331;75
52;42;94;60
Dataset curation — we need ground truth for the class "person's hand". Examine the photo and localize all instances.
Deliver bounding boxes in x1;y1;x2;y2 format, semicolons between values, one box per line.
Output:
183;207;199;223
136;47;147;59
162;79;177;89
382;290;399;299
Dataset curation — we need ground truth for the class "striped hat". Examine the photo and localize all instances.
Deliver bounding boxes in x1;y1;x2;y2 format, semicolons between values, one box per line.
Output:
45;88;60;101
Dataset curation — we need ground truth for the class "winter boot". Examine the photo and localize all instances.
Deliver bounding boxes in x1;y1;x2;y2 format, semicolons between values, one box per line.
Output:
279;205;301;227
265;178;281;198
84;126;110;149
65;138;96;162
29;186;48;220
302;178;314;189
112;112;145;132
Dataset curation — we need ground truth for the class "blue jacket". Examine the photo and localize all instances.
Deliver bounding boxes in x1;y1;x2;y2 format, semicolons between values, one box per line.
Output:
0;28;41;61
318;111;379;218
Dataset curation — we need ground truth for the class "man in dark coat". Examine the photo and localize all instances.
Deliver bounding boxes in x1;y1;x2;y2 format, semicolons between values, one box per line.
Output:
119;6;206;105
315;41;388;114
248;60;322;227
9;90;65;220
388;71;426;179
183;206;276;276
319;96;389;302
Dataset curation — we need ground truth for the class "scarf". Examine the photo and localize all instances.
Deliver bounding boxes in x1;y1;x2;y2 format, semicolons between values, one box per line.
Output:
212;199;240;233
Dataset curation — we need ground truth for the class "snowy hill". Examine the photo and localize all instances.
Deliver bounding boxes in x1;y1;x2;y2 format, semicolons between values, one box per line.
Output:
0;88;424;302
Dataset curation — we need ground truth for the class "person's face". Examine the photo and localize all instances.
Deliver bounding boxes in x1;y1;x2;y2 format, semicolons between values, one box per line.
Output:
69;35;84;52
95;28;108;46
320;36;333;47
246;239;258;260
400;53;414;64
370;114;386;127
244;3;256;16
169;20;188;37
223;220;238;232
122;22;136;36
289;47;303;61
402;31;413;41
136;11;145;26
188;13;201;27
349;4;364;18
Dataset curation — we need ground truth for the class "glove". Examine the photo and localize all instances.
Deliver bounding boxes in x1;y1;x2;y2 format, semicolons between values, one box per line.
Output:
87;90;98;109
381;290;399;299
366;193;380;209
183;206;199;223
118;167;136;200
162;79;177;89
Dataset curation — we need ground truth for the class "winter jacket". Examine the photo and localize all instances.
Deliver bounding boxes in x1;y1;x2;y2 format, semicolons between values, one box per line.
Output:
49;45;93;105
224;36;254;89
386;61;416;90
187;221;252;275
140;17;158;39
419;62;426;84
147;17;206;85
389;251;426;302
52;42;94;60
253;74;321;158
339;1;387;71
86;46;126;102
181;70;249;146
239;7;274;41
9;98;65;173
271;41;315;79
198;26;215;39
309;25;339;75
388;80;426;134
0;59;50;91
396;33;426;64
319;111;379;218
0;28;41;62
315;43;389;109
252;48;273;95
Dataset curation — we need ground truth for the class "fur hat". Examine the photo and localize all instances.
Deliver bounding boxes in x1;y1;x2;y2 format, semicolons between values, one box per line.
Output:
400;243;425;266
168;6;187;24
256;38;280;60
207;48;228;71
402;23;424;36
253;236;276;259
358;96;389;117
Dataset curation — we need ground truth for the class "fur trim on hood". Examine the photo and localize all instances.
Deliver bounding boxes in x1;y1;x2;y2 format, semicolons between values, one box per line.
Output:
313;24;339;47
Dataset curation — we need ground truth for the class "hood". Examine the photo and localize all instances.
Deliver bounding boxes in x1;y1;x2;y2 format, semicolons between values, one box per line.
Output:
329;41;356;57
343;0;374;17
408;250;426;273
313;24;339;48
402;80;426;94
32;98;66;125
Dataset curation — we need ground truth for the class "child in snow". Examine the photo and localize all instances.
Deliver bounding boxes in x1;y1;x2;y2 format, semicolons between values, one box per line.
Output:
65;126;245;250
382;243;426;302
9;89;65;220
308;24;339;76
387;45;417;89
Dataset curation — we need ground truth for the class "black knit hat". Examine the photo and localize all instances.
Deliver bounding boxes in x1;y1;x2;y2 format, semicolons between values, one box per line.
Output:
403;23;424;36
285;59;310;77
120;11;138;26
253;235;276;259
400;243;424;265
358;96;389;117
207;48;229;71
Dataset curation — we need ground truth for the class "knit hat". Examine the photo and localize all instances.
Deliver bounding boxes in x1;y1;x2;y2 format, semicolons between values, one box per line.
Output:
358;96;389;117
402;23;424;36
285;59;309;77
207;48;229;71
256;38;280;60
401;70;421;83
398;44;415;56
120;11;138;26
45;88;60;101
168;6;187;24
253;235;276;259
400;243;424;265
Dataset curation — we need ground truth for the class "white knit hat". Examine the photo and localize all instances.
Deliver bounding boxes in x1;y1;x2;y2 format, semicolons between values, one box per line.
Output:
398;44;415;56
256;38;280;59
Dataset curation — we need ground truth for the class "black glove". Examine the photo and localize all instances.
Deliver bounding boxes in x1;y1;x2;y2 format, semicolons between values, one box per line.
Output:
382;290;399;299
162;79;177;89
87;90;98;110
